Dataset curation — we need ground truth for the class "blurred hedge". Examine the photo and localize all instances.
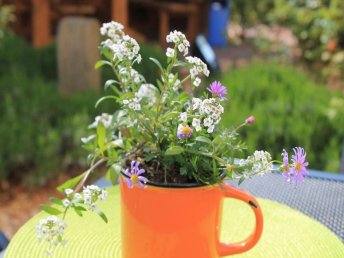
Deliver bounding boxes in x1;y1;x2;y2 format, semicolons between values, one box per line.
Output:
220;63;344;172
0;31;164;186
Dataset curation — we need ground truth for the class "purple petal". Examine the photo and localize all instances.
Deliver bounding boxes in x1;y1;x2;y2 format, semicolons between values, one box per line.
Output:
137;181;146;189
124;178;134;188
138;176;148;183
123;168;131;177
137;169;145;175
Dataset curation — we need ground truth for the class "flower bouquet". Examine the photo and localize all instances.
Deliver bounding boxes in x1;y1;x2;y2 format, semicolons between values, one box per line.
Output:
36;21;309;257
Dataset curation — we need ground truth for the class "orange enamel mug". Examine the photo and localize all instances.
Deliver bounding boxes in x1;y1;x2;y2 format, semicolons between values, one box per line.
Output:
120;177;263;258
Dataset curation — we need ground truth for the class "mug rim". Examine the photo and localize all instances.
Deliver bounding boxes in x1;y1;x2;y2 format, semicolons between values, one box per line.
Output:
120;172;226;188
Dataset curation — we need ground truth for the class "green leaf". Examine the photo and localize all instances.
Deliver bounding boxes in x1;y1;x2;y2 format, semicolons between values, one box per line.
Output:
57;172;86;192
173;61;187;67
104;79;118;90
238;177;245;185
106;164;121;185
49;197;63;206
227;169;233;180
73;205;87;217
149;57;164;73
96;209;108;223
73;207;83;217
161;112;179;123
165;146;184;156
180;167;188;176
212;135;223;146
94;60;112;69
40;204;63;215
195;136;212;144
95;95;117;108
97;122;106;151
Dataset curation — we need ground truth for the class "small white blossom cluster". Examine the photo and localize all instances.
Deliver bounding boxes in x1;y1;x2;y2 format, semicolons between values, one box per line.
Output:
118;66;145;85
89;113;113;129
168;73;181;91
83;185;108;211
186;56;210;87
239;151;273;176
123;94;141;111
166;47;175;58
36;216;67;256
100;22;141;63
100;21;124;40
190;98;224;133
62;188;83;208
166;30;190;56
136;83;159;105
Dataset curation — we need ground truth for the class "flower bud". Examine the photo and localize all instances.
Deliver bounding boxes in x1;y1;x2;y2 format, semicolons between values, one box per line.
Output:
245;116;255;125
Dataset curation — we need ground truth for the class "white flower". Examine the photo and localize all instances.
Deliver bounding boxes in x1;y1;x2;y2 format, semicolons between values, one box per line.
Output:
36;215;67;253
192;118;202;131
136;84;158;105
192;98;202;110
89;113;113;129
203;117;213;127
82;185;107;209
239;151;273;176
193;77;201;87
100;21;124;38
180;112;188;122
134;103;141;111
186;56;209;78
190;68;198;77
62;199;70;207
207;125;215;133
178;43;185;53
166;30;189;56
81;135;96;144
136;54;142;63
166;47;175;58
123;99;129;104
98;190;108;201
64;189;74;195
74;193;82;201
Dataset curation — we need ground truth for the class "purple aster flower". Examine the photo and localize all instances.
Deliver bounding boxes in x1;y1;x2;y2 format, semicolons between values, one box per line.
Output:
207;81;228;100
177;124;193;139
281;149;291;182
290;147;309;184
123;161;148;189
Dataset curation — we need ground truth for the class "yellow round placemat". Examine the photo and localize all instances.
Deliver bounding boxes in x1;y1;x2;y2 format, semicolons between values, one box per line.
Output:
5;186;344;258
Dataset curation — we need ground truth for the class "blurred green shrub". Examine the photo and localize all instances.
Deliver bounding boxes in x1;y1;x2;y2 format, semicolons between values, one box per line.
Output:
0;33;165;186
231;0;344;83
0;30;58;81
220;63;344;172
0;69;106;186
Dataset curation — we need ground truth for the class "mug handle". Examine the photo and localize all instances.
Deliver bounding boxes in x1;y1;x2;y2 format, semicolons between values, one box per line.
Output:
217;183;263;256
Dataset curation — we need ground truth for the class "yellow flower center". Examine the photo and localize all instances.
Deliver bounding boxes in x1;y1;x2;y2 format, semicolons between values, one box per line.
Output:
130;174;139;184
284;165;289;173
295;162;301;173
182;126;192;135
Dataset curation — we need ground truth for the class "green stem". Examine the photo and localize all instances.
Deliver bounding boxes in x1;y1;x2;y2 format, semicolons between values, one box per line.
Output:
75;158;107;192
186;150;227;164
62;207;69;220
180;74;191;85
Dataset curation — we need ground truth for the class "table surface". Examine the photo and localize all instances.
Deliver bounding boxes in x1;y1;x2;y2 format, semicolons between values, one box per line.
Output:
4;185;344;258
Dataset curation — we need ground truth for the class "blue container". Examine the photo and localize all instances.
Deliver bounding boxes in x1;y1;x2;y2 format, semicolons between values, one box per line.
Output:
208;1;230;47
